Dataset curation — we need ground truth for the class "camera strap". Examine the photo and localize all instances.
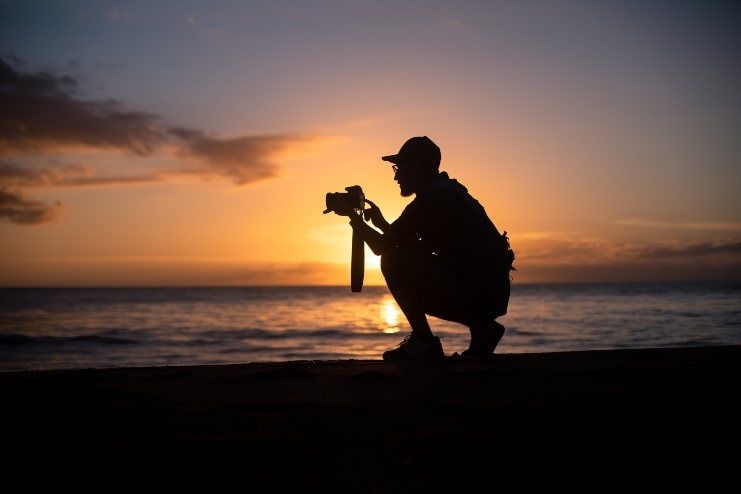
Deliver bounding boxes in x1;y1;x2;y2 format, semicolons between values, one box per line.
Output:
351;228;364;292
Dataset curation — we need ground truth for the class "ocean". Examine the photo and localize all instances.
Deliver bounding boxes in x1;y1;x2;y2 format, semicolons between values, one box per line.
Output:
1;281;739;372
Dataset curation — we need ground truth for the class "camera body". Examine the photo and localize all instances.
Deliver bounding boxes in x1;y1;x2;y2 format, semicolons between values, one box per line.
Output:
323;185;365;215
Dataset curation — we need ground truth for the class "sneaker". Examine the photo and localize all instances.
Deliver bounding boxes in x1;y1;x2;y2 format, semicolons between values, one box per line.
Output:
461;321;505;358
383;334;445;362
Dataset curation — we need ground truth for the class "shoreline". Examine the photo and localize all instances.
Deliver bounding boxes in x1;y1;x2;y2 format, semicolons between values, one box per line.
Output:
5;345;740;489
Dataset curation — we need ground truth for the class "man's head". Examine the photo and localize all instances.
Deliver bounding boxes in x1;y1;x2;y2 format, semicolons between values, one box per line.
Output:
382;136;441;197
382;136;441;169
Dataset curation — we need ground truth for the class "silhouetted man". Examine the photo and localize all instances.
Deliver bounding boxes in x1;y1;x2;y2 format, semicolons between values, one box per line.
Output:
337;136;513;361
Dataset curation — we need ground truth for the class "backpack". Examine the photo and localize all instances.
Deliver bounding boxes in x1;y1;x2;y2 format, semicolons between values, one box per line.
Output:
502;231;516;279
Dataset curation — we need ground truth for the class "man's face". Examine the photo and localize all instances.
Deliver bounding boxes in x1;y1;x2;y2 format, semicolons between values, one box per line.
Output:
392;160;418;197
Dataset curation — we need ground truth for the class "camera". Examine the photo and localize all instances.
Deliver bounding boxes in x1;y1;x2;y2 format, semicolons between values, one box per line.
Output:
322;185;366;292
323;185;365;215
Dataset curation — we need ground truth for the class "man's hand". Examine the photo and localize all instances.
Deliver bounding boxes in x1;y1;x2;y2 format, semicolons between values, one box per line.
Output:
363;199;390;231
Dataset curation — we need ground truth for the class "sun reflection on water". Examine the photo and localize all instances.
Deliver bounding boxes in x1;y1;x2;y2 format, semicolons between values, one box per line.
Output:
380;295;401;334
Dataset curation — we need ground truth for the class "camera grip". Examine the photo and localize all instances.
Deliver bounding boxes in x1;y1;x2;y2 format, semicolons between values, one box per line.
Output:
350;228;364;292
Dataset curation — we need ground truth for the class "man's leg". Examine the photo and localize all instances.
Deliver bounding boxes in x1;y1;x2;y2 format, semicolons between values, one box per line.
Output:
460;275;510;357
380;247;445;361
380;246;509;358
396;258;510;357
380;246;434;339
462;320;505;357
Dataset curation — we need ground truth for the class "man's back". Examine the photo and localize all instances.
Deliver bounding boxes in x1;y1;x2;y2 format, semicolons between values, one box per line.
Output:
391;172;504;272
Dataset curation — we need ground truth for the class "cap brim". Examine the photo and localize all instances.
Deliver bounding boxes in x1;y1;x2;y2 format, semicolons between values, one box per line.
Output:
381;154;399;163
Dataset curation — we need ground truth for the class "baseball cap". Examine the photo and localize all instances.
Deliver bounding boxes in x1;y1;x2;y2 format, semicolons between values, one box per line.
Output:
381;136;441;168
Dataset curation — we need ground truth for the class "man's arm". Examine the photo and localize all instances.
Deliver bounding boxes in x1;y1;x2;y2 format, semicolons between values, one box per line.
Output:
349;213;386;255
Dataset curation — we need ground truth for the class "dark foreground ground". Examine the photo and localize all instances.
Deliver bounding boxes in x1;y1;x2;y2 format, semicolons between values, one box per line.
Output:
4;346;741;491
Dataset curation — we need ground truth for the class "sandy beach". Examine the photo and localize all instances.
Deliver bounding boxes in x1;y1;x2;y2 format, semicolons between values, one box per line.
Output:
4;345;740;491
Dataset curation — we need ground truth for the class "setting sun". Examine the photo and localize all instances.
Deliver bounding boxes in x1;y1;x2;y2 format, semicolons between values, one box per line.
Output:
380;294;402;334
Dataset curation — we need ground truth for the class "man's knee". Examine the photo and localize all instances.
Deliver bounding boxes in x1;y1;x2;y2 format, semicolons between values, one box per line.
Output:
381;247;433;290
379;250;393;276
380;247;411;278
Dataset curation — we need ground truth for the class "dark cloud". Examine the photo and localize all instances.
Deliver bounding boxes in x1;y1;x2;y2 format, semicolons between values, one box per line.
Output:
633;240;741;259
0;185;61;224
514;234;741;284
519;262;741;284
0;57;164;155
0;158;161;186
168;127;288;185
521;235;741;265
0;56;308;225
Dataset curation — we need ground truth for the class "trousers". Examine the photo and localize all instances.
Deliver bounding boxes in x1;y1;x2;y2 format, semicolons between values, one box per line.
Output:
380;244;510;327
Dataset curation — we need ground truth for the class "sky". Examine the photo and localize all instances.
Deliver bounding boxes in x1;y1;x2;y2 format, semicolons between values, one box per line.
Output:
1;0;740;287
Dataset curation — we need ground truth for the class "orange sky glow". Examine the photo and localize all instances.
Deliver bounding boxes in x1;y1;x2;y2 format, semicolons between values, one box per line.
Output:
1;1;740;287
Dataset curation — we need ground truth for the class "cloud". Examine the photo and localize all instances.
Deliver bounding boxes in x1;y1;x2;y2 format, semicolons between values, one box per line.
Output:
632;239;741;260
506;232;741;283
0;57;164;155
168;127;292;185
0;184;61;224
518;231;741;262
0;56;311;224
0;158;161;187
615;218;741;232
